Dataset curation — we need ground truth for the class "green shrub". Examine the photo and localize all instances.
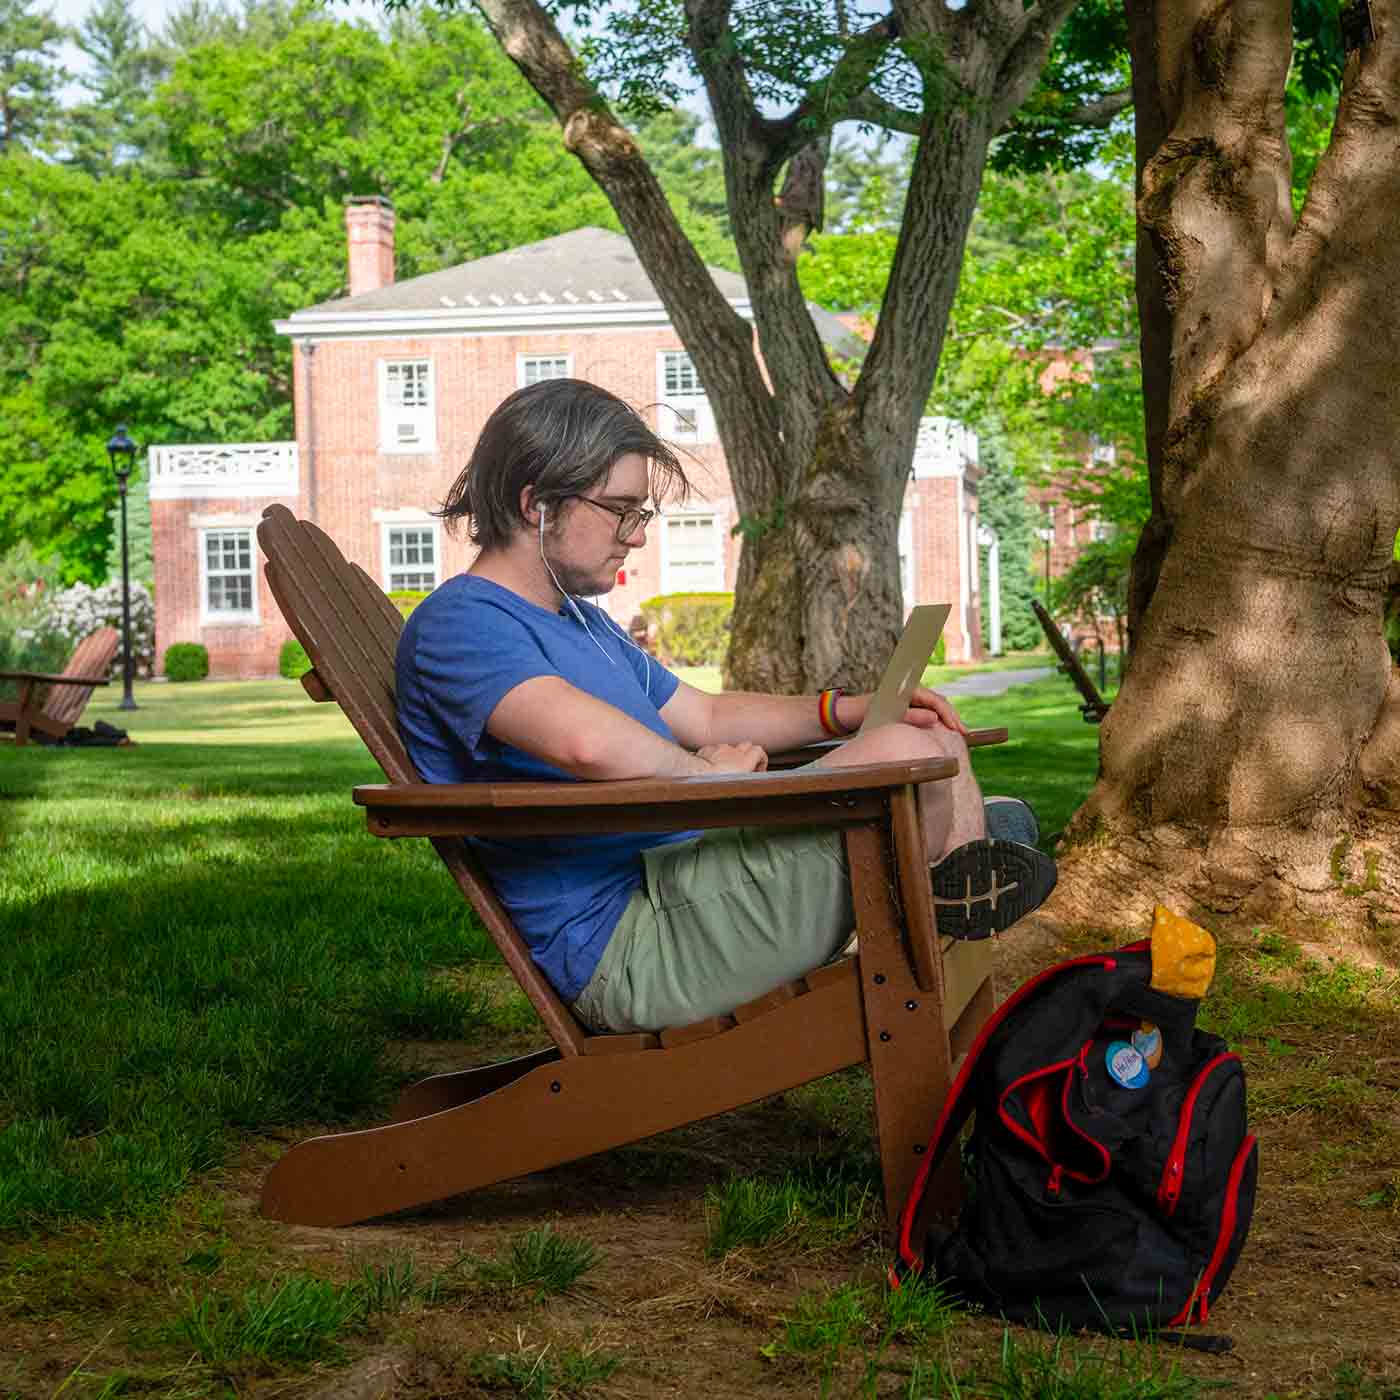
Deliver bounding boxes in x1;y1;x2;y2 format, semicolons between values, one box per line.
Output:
931;635;946;668
163;642;209;682
279;638;311;680
639;592;733;666
388;590;430;620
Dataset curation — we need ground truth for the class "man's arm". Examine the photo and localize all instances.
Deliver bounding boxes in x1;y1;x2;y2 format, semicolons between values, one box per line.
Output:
487;676;765;780
661;681;969;752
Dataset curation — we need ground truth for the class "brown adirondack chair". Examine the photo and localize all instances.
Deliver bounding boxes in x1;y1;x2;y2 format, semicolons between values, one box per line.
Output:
256;503;1009;1235
1031;598;1111;723
0;627;119;746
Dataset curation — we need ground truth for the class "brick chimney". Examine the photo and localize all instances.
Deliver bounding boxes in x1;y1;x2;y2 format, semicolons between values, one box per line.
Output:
345;196;395;298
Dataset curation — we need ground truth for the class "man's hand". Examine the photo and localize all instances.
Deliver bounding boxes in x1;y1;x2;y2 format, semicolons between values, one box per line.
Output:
840;687;968;737
697;742;769;773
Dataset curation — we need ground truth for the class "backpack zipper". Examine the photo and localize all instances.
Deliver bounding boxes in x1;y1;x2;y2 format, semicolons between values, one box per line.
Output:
1170;1133;1257;1325
998;1041;1108;1184
1158;1052;1241;1215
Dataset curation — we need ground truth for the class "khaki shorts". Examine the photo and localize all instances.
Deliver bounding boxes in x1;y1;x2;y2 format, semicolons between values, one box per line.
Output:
571;825;855;1033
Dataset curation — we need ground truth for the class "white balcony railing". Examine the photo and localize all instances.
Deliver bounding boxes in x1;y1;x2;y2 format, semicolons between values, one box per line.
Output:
911;417;978;480
149;442;298;501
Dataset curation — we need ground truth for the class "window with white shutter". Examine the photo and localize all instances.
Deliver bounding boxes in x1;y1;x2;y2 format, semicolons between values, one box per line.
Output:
657;351;714;442
383;523;439;592
661;513;724;592
380;360;436;453
519;354;572;387
200;528;258;622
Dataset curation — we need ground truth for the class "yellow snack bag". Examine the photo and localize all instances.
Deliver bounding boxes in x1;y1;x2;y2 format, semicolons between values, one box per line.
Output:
1149;906;1217;1000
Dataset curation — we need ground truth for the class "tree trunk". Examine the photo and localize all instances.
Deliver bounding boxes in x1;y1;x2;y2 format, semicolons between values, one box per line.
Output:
1058;0;1400;932
472;0;1078;691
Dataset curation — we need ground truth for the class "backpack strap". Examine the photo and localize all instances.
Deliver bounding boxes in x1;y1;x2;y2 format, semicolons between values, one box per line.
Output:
893;953;1123;1280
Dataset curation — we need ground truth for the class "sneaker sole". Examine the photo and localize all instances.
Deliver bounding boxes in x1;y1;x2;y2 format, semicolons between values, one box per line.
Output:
930;839;1058;940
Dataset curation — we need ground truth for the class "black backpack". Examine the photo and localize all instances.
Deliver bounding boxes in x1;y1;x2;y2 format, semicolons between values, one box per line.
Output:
894;942;1257;1347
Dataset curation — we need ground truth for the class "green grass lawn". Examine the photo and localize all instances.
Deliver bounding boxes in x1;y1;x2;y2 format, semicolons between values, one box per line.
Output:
0;670;1101;1236
6;675;1398;1400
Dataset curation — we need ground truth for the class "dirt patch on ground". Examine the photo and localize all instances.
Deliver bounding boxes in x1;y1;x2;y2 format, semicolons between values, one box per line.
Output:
5;915;1400;1398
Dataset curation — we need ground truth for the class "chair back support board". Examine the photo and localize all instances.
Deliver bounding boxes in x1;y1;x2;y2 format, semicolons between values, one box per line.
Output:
46;628;121;728
256;504;590;1055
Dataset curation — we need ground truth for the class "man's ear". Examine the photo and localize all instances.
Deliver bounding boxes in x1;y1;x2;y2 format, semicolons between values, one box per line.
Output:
520;486;541;527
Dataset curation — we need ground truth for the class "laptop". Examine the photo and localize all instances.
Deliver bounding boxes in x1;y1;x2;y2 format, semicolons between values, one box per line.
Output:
856;603;952;735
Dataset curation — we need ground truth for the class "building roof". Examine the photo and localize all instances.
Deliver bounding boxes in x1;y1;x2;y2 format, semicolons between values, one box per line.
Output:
286;226;865;360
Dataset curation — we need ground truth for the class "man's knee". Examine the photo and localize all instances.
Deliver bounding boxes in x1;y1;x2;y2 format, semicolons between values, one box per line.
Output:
837;723;963;766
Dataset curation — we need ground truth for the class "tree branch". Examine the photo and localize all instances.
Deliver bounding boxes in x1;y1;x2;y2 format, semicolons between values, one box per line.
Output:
762;12;901;166
431;92;509;184
1060;88;1133;128
683;0;846;478
471;0;786;503
991;0;1086;130
843;90;922;136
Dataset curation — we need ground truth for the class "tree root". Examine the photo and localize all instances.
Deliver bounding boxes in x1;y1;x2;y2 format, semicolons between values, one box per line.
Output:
1044;810;1400;937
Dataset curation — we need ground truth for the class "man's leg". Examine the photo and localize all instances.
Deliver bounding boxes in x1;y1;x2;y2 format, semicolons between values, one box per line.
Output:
574;826;855;1032
814;725;1056;939
814;722;982;863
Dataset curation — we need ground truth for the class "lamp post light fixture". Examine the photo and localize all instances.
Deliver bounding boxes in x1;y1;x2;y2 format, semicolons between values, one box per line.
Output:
106;425;139;711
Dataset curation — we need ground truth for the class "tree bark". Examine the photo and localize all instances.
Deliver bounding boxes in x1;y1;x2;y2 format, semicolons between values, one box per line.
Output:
1059;0;1400;930
472;0;1079;691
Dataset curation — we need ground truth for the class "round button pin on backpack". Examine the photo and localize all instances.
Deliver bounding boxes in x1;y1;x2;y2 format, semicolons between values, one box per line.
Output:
1106;1040;1150;1089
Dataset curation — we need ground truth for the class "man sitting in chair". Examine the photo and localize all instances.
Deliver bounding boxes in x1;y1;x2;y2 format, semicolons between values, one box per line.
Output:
396;380;1056;1033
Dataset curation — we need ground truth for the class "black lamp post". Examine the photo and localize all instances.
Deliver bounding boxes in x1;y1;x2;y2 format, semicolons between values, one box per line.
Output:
106;425;139;711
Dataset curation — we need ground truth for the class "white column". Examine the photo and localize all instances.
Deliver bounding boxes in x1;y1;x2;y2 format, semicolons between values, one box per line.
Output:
977;524;1001;655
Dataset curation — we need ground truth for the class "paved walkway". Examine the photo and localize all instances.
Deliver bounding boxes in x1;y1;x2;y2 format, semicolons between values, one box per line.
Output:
937;666;1053;698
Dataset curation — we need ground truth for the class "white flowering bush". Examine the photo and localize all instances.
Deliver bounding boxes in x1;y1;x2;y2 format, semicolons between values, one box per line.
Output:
25;580;157;678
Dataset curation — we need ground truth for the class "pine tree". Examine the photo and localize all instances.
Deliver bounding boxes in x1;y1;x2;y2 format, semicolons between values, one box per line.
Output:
65;0;166;172
0;0;66;153
975;421;1042;654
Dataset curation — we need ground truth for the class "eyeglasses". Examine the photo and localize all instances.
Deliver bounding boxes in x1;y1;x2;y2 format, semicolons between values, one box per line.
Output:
568;496;656;542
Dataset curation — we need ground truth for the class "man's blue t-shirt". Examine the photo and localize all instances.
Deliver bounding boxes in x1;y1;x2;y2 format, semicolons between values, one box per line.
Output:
395;575;696;1002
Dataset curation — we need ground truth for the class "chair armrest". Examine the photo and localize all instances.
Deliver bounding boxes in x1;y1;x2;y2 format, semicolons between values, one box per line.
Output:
766;726;1009;770
354;755;958;840
0;671;111;686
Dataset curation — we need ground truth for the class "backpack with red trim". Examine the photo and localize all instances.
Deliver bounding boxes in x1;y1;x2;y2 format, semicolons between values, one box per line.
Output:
894;942;1257;1347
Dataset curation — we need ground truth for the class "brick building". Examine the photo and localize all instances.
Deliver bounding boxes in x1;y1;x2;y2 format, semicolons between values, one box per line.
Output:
151;200;984;678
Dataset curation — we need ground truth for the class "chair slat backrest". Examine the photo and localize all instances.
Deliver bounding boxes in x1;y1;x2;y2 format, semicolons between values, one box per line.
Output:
256;504;587;1056
47;627;120;727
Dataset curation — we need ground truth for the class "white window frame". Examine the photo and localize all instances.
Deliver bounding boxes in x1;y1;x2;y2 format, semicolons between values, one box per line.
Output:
198;527;260;625
517;353;573;388
381;518;441;593
1089;435;1117;466
657;350;715;443
660;510;725;593
378;358;436;454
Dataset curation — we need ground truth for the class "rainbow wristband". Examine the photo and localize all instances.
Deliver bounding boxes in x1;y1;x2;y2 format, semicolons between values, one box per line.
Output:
818;687;850;738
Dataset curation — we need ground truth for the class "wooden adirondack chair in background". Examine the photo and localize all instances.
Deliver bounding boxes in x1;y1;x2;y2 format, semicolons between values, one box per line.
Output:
0;627;119;746
256;503;1010;1236
1031;599;1112;724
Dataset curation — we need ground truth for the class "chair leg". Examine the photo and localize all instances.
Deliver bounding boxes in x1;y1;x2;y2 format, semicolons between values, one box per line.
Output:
844;825;963;1238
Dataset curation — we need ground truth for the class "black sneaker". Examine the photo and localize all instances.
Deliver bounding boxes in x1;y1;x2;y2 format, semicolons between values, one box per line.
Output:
930;838;1058;940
